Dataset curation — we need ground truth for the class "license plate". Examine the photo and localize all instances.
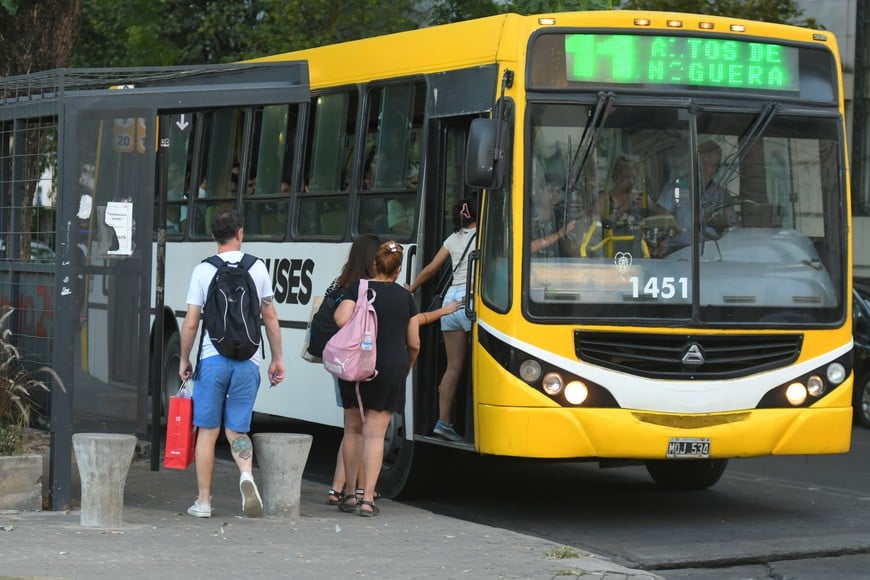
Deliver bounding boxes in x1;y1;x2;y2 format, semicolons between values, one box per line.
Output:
666;437;711;459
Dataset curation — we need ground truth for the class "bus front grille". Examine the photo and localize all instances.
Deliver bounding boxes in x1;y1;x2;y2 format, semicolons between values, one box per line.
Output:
574;331;803;380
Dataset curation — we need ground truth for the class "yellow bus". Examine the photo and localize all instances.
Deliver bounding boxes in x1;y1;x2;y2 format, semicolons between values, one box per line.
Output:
139;11;853;495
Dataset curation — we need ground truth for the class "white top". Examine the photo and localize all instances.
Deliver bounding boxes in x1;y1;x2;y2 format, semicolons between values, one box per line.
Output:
443;227;477;288
185;250;273;364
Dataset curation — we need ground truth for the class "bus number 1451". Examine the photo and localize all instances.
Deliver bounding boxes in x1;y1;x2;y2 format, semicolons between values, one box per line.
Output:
630;276;689;300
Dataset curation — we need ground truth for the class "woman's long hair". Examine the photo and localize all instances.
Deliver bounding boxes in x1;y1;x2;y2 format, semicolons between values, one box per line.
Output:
336;233;380;287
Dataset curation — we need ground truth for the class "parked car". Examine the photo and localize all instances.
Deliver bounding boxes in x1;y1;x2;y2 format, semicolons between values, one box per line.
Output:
853;282;870;427
0;239;55;262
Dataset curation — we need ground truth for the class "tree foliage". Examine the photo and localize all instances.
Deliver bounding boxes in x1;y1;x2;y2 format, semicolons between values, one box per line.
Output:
506;0;615;14
70;0;822;69
72;0;420;68
426;0;501;26
618;0;821;28
426;0;614;25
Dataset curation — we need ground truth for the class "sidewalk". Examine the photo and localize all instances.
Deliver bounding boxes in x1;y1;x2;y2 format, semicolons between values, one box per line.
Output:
0;456;663;579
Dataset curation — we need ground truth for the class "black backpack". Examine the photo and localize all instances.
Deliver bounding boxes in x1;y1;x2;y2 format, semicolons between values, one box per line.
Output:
200;254;263;361
306;289;343;359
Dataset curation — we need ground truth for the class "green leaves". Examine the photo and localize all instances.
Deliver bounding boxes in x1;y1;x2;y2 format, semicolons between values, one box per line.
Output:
72;0;420;67
618;0;820;27
0;0;17;16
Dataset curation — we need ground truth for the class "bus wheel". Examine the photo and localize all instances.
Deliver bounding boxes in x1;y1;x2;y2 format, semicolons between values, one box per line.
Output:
158;332;181;424
644;459;728;490
855;374;870;428
376;410;416;499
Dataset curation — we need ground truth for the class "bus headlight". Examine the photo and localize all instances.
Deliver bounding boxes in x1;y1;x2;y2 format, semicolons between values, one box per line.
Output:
785;382;808;406
564;380;589;405
826;362;846;385
542;372;563;396
519;359;543;383
806;374;826;397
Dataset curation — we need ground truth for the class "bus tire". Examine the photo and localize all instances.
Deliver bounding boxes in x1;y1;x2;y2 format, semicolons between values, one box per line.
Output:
158;332;181;424
376;410;419;499
855;374;870;428
644;458;728;490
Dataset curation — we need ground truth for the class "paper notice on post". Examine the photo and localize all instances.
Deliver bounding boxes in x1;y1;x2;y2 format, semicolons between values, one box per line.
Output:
104;201;133;255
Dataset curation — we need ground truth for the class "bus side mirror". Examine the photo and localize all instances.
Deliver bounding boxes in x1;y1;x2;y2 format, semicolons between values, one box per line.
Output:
465;118;508;190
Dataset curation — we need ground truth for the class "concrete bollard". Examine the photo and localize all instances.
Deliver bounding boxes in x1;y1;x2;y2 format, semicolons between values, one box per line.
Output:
72;433;137;527
252;433;313;518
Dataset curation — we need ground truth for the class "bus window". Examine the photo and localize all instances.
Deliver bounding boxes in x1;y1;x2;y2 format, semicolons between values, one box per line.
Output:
481;170;512;312
297;91;356;237
363;83;422;190
200;109;242;198
358;196;387;234
357;82;424;239
160;114;195;236
527;102;842;324
306;92;354;193
191;109;244;238
243;104;298;238
694;111;844;319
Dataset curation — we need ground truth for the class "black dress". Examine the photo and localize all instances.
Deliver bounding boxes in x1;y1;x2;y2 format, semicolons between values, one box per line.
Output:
338;280;418;413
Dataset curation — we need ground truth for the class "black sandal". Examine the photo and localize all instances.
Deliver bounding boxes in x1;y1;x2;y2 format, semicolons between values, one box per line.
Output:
326;488;345;506
358;499;379;517
338;495;358;513
355;488;381;501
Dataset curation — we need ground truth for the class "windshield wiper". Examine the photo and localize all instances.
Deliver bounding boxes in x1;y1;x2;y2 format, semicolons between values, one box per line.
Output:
711;101;779;192
567;91;614;195
564;91;614;237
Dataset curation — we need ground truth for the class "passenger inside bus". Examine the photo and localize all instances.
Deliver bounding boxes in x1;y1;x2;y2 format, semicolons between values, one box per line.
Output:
359;198;388;234
586;155;656;258
362;150;378;190
530;172;576;257
655;139;736;254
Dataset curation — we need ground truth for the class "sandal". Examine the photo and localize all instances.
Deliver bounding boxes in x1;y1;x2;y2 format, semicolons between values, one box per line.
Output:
338;495;358;513
325;488;345;506
355;488;381;502
358;499;379;517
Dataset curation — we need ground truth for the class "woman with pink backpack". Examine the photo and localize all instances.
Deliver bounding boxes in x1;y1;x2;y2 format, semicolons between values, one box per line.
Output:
332;240;419;517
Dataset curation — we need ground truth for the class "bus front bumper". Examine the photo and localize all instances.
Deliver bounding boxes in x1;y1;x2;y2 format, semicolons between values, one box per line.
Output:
475;403;852;460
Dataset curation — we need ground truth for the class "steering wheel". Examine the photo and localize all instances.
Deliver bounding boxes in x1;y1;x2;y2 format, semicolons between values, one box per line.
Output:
703;198;761;235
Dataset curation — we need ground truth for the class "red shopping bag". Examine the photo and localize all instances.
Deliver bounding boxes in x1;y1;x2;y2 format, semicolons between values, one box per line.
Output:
164;382;195;470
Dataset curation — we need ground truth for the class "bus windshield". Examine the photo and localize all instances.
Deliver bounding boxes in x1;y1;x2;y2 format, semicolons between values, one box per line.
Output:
526;101;845;325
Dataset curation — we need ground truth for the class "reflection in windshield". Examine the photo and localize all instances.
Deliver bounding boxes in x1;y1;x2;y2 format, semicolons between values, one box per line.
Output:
526;102;843;325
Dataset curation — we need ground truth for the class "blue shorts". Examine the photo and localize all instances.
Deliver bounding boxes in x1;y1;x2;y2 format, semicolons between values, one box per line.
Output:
192;355;260;432
440;285;471;332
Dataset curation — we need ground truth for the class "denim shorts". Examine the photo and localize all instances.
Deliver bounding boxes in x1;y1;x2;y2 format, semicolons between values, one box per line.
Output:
192;355;260;432
440;285;471;332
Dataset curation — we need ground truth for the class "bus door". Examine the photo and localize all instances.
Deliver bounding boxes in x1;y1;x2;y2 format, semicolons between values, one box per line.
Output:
414;66;498;445
52;63;309;508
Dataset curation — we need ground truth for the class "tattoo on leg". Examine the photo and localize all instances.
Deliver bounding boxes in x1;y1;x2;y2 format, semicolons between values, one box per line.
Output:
231;435;253;460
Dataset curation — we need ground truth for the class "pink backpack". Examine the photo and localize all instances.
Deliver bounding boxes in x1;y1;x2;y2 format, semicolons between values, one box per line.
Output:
322;279;378;383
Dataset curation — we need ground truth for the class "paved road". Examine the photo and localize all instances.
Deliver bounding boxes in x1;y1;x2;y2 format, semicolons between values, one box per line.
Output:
266;415;870;579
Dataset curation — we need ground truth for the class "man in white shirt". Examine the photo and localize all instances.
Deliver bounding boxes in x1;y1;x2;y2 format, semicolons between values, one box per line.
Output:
178;209;284;518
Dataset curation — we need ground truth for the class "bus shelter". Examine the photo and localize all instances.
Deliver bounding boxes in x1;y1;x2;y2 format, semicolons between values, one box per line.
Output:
0;64;309;509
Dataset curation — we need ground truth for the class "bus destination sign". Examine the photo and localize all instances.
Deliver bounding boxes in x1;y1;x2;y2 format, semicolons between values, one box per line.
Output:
565;33;800;92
